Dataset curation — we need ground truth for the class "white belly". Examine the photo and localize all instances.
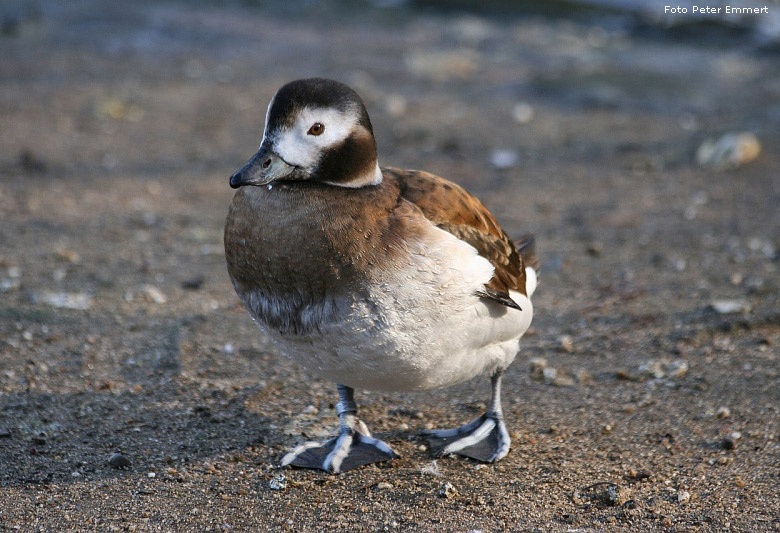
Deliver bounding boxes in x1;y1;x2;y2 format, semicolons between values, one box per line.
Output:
298;294;531;392
244;224;535;393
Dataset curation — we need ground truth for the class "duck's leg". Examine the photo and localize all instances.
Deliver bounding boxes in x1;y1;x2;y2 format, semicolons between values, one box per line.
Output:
423;369;511;463
281;384;398;474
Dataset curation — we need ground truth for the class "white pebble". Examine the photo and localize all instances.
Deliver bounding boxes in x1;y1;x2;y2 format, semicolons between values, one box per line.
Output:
142;285;167;304
490;149;519;170
34;291;93;310
439;481;458;498
711;299;749;314
559;334;574;352
512;103;534;124
269;474;287;490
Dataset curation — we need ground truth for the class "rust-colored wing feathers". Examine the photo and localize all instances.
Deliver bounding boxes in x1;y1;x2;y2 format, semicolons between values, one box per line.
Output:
385;168;536;305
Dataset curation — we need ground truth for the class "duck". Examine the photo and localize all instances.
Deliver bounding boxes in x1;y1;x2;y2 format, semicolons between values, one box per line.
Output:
224;78;538;474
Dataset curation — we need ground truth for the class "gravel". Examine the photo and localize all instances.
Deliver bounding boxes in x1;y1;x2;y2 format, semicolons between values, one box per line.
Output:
0;0;778;530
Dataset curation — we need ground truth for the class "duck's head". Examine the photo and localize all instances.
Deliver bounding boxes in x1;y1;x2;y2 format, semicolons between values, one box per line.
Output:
229;78;381;190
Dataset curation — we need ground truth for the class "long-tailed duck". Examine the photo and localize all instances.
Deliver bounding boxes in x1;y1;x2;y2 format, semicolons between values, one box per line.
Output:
224;78;538;473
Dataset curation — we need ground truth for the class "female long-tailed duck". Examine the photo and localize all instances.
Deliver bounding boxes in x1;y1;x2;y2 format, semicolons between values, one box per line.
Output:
224;78;538;474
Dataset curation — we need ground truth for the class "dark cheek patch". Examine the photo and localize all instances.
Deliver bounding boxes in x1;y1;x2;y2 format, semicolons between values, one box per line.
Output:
315;132;376;184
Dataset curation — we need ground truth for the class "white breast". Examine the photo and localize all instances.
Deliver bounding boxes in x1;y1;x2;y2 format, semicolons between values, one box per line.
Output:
250;225;534;392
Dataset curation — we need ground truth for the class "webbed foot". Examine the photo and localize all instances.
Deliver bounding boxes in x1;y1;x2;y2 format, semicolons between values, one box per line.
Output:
422;369;511;463
423;413;510;463
280;384;397;474
281;430;396;473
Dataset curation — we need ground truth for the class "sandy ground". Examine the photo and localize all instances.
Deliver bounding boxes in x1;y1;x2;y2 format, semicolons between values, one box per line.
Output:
1;1;779;530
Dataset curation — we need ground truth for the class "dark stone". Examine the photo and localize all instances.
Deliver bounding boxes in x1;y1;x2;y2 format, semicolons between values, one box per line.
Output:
109;452;131;469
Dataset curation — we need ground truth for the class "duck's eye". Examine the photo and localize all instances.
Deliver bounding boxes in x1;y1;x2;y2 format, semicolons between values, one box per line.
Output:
307;122;325;136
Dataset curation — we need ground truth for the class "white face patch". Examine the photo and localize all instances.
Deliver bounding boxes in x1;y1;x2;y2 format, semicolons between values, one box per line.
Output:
267;106;360;169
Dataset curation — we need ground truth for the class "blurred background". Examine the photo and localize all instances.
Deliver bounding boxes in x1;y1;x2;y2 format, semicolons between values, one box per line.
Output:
1;0;778;529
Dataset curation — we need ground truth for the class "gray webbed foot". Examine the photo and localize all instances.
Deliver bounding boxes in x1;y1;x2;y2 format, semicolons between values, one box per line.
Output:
422;369;511;463
281;430;396;473
423;413;510;463
280;385;397;474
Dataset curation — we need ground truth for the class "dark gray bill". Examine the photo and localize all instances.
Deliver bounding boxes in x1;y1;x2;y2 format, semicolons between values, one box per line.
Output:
229;145;295;188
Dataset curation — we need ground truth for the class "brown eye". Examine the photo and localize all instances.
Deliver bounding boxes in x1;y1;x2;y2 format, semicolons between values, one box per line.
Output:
307;122;324;136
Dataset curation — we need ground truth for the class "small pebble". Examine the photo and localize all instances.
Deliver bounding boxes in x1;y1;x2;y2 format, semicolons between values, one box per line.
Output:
490;149;519;170
142;285;167;304
512;102;534;124
622;499;639;510
55;248;80;264
181;276;205;290
539;366;574;387
629;468;653;481
677;490;690;504
666;359;689;378
376;481;393;490
586;242;602;257
269;474;287;490
606;485;623;506
0;277;21;292
529;357;547;380
696;131;761;170
638;360;665;379
147;472;156;478
747;237;777;259
108;453;131;469
438;482;458;498
33;291;93;310
710;299;750;314
559;335;574;353
721;432;741;450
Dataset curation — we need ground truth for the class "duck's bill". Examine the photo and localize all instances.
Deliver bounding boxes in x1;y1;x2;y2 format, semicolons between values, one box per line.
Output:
229;145;295;188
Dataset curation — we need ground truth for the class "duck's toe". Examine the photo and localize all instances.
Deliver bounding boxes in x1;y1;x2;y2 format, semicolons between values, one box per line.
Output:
424;414;510;463
281;432;397;474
